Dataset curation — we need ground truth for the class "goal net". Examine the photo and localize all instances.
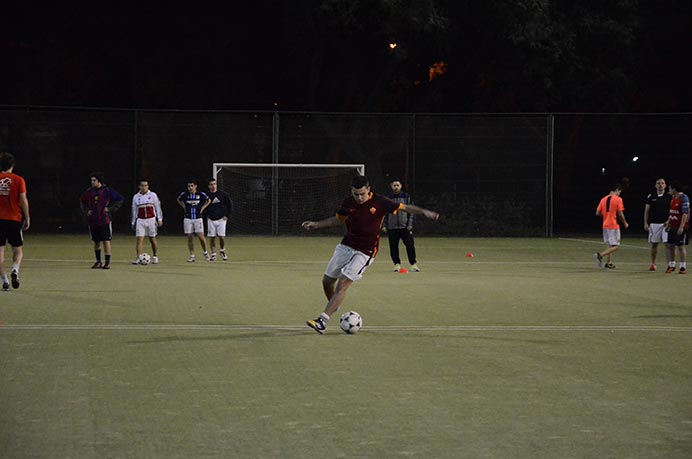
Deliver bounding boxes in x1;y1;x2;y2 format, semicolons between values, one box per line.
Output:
213;163;365;235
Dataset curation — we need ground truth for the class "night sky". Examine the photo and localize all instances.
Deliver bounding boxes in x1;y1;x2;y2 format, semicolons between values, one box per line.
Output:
2;1;692;112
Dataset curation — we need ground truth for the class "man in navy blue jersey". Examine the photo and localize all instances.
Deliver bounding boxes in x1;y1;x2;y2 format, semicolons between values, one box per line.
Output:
79;172;124;269
177;180;211;262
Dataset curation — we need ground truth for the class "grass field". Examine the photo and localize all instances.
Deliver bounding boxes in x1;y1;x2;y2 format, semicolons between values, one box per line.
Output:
1;234;691;458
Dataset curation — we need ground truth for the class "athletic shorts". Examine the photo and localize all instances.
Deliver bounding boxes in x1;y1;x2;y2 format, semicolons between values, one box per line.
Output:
183;218;204;235
0;219;24;247
207;218;227;238
324;243;373;282
134;218;158;238
602;228;621;246
648;223;668;244
666;229;689;246
90;223;112;242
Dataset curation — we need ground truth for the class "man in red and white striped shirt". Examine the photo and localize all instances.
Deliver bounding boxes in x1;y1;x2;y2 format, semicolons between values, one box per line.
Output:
131;179;163;264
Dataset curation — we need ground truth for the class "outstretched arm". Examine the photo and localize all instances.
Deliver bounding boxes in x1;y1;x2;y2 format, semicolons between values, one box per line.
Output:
302;216;342;231
400;204;440;221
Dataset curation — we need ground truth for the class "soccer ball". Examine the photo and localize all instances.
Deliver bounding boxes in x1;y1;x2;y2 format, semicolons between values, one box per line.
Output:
339;311;362;334
138;253;152;265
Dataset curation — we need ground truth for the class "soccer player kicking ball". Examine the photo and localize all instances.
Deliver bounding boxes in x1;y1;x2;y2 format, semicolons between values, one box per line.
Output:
303;175;440;334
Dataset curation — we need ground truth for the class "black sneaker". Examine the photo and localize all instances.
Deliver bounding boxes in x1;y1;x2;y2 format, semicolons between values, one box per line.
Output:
2;281;9;291
306;317;326;334
605;262;616;269
11;270;19;289
91;261;102;269
102;263;110;270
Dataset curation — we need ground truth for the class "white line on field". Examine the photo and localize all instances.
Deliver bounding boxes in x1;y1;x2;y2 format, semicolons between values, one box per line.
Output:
2;324;691;332
558;237;648;250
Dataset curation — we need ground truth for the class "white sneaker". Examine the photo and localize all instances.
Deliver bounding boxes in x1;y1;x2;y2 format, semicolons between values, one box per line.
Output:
220;251;228;261
203;252;210;262
152;256;158;264
187;255;195;263
132;258;141;265
210;252;217;262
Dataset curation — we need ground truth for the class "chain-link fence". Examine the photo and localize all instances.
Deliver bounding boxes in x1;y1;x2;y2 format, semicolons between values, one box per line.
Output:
1;106;690;236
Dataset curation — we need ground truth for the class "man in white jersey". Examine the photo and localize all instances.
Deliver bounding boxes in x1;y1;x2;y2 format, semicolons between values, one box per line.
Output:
131;179;163;264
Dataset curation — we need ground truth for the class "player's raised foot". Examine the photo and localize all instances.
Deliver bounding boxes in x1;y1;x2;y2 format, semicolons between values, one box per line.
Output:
593;253;603;268
680;267;687;275
187;255;195;263
411;263;421;272
220;251;228;261
665;266;675;274
649;264;656;271
102;263;110;270
152;256;159;264
306;317;326;334
605;262;616;269
393;263;401;272
91;261;102;269
11;270;19;289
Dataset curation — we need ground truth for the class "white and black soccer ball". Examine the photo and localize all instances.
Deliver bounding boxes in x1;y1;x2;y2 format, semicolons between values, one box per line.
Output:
138;253;152;265
339;311;362;334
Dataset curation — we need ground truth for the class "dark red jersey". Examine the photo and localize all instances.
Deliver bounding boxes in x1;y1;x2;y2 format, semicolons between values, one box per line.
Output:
668;193;690;230
337;192;402;256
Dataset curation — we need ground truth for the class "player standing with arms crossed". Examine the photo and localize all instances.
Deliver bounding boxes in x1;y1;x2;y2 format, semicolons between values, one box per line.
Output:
204;178;233;261
302;175;440;334
131;179;163;264
80;172;124;269
177;180;211;262
0;152;30;291
664;180;690;274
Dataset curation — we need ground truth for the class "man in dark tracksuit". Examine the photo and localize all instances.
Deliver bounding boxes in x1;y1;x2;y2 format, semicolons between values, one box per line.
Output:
383;179;420;272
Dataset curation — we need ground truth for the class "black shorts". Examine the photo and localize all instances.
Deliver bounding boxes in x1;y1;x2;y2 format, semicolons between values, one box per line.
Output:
0;219;24;247
667;229;689;246
89;223;113;242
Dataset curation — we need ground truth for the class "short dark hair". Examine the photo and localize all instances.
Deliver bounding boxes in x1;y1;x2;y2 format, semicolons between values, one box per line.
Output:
90;171;105;183
610;183;622;192
187;180;198;185
669;180;687;193
209;178;217;183
139;178;149;184
389;178;402;184
0;152;16;171
351;175;370;189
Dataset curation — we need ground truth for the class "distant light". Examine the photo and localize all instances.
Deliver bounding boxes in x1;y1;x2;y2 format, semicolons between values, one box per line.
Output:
601;168;606;175
632;156;639;162
389;42;397;49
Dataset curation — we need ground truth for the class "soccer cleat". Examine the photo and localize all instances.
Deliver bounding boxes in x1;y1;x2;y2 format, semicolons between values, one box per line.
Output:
665;266;675;274
187;255;196;263
680;267;687;275
220;251;228;261
102;263;110;270
91;261;102;269
152;256;159;264
11;270;19;289
210;253;217;262
203;252;210;262
306;317;326;334
605;263;616;269
411;263;421;272
2;281;9;291
649;264;656;272
593;253;603;269
394;263;401;272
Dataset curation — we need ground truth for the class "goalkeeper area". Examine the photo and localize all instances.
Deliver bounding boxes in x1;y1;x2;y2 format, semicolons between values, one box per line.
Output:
1;235;691;458
213;163;365;235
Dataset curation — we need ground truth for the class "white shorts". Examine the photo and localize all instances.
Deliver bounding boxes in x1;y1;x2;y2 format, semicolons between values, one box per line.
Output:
207;218;227;237
324;244;373;282
135;218;158;238
648;223;668;244
183;218;204;235
603;228;621;246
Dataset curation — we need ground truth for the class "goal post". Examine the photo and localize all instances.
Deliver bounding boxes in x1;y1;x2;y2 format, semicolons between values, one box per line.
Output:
212;163;366;235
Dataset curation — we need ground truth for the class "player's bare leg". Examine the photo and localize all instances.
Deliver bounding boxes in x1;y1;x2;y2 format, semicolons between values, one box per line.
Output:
324;275;353;317
322;274;337;300
149;237;158;257
136;236;144;257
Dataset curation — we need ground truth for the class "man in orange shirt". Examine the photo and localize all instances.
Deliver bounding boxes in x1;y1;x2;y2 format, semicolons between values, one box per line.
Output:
594;183;629;269
0;152;31;291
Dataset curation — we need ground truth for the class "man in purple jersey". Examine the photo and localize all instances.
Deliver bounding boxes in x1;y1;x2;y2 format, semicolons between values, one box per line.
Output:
79;172;124;269
302;175;440;334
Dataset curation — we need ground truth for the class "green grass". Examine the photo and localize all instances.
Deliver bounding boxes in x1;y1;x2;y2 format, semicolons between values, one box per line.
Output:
1;235;691;458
